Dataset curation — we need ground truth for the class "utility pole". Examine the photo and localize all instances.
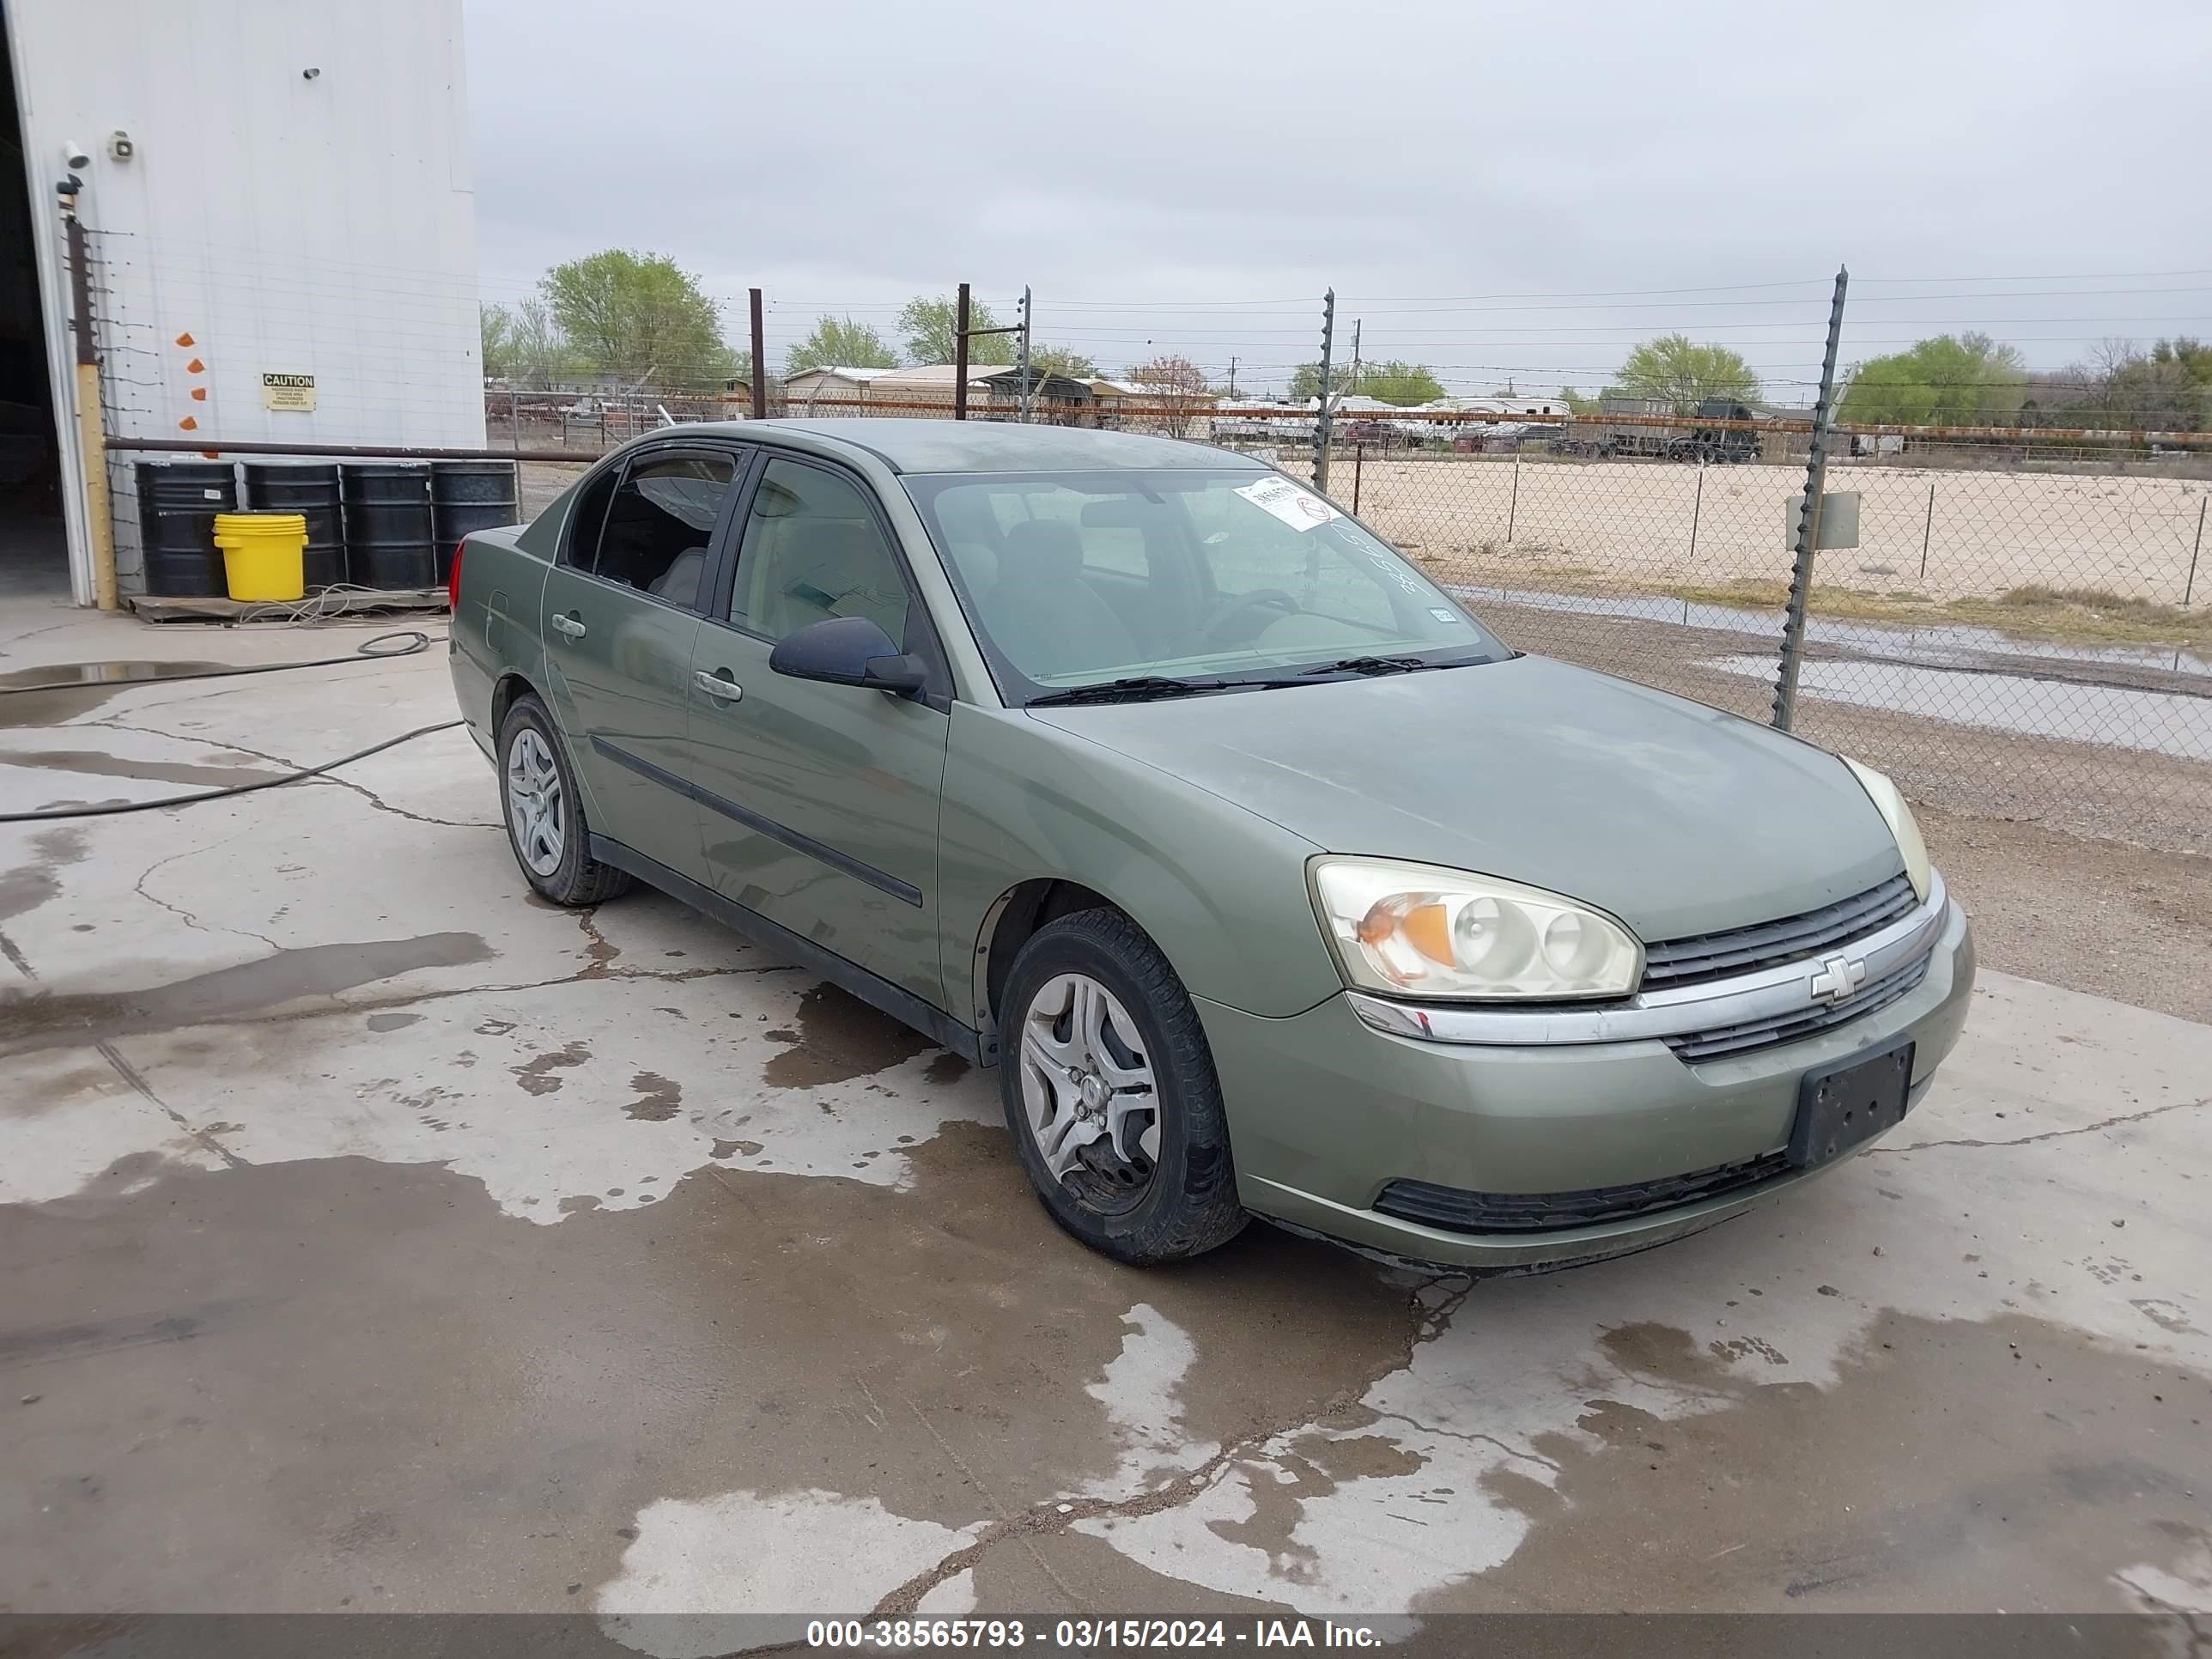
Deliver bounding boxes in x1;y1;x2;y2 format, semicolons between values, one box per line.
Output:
1349;319;1362;398
1226;356;1237;399
1771;264;1850;732
1016;286;1033;422
1313;289;1336;494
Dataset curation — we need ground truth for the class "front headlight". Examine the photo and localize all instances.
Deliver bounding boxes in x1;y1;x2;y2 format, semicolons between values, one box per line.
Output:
1310;857;1644;1001
1839;757;1932;902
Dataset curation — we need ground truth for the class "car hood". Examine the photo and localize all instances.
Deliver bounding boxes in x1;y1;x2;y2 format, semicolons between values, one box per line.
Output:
1029;654;1905;944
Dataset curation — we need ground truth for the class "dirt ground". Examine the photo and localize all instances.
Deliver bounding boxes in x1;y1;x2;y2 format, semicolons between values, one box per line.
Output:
1343;454;2211;608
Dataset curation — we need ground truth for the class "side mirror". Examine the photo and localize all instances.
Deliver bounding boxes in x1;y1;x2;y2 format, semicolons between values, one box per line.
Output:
769;615;927;698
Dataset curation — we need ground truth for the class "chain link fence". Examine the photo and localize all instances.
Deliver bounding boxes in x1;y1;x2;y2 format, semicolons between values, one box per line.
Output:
1214;430;2210;854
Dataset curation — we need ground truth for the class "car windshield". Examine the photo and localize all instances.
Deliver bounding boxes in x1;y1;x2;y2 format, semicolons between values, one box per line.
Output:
902;467;1509;701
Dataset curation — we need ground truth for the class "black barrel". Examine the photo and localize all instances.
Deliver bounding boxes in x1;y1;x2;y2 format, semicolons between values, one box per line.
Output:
429;461;520;584
340;463;435;590
243;463;344;589
136;462;236;597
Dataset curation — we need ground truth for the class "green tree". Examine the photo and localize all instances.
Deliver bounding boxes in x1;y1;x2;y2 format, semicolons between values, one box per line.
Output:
479;303;515;378
1028;344;1099;380
1354;361;1447;406
1613;335;1761;412
1557;386;1608;415
897;294;1012;366
505;298;579;390
1838;332;2027;425
786;314;899;375
539;249;734;386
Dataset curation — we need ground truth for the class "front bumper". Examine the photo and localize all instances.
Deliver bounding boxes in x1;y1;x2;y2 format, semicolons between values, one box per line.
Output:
1198;897;1975;1273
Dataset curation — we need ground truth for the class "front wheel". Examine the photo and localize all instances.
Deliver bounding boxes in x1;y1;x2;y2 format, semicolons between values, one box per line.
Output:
998;908;1246;1265
496;694;632;907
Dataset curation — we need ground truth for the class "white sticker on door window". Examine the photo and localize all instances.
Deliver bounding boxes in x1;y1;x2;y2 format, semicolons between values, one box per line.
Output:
1235;476;1342;532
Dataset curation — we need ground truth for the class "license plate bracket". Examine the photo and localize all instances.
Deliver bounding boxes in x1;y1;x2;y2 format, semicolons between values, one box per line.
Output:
1788;1039;1916;1169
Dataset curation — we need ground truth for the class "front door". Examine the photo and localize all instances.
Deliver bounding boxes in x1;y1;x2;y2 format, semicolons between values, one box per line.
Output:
539;445;744;883
689;454;951;1005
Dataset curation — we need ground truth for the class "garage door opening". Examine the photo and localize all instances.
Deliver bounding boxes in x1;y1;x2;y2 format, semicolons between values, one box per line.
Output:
0;9;71;599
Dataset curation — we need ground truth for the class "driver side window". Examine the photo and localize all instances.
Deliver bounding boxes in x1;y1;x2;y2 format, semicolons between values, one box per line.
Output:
729;459;912;646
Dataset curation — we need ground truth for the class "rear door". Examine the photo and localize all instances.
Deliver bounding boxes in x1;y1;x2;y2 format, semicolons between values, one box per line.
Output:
687;453;953;1005
539;444;746;883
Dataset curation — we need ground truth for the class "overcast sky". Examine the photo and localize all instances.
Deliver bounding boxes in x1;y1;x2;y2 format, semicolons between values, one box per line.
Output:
464;0;2212;398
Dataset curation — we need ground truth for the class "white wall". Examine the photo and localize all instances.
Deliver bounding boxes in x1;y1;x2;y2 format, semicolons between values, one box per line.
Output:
8;0;483;599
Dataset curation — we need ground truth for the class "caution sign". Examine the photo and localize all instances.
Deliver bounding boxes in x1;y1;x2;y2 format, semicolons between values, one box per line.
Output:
261;372;317;412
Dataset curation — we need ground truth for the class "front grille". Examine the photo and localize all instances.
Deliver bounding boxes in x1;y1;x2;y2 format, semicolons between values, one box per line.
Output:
1374;1152;1792;1235
1664;951;1932;1063
1641;874;1918;991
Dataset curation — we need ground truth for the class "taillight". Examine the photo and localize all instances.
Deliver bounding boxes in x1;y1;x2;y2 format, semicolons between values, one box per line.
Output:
448;542;465;611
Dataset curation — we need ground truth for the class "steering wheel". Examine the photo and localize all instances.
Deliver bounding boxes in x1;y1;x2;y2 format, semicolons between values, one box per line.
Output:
1204;588;1302;642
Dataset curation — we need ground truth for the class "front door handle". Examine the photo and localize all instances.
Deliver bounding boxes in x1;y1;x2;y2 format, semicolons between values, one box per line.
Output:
550;612;586;641
695;670;744;703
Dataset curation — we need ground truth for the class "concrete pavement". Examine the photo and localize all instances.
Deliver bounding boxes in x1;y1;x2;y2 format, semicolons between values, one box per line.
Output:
2;599;2208;1623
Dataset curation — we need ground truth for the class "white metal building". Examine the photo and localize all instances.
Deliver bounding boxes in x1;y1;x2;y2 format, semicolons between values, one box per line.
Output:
2;0;483;604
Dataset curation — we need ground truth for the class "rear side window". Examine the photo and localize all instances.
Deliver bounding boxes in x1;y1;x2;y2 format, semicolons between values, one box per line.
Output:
562;467;620;570
586;453;738;606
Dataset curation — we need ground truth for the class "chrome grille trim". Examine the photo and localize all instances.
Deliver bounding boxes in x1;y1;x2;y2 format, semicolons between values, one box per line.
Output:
1346;872;1948;1049
1641;874;1919;989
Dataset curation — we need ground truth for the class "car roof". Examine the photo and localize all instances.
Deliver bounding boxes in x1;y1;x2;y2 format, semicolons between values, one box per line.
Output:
681;418;1268;475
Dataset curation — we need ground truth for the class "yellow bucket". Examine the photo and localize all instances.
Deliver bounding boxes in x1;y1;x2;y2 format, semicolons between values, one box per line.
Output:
212;513;308;602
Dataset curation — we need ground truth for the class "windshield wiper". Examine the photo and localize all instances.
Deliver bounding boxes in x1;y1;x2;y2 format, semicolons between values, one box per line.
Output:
1302;655;1437;677
1028;676;1261;707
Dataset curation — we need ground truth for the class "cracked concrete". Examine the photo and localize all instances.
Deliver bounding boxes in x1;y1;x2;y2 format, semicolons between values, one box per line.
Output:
1;601;2209;1622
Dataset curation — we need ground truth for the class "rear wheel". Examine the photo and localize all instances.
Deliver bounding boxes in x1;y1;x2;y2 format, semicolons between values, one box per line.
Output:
998;908;1246;1265
497;694;632;907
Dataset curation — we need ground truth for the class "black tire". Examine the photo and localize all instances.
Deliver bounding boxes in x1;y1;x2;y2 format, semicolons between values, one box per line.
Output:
997;908;1246;1266
495;694;632;907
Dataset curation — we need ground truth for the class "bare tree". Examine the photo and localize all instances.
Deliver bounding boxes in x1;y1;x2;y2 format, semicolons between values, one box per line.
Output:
1126;354;1215;439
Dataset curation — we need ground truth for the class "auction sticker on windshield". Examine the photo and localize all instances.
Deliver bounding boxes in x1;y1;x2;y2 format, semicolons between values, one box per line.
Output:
1236;476;1342;531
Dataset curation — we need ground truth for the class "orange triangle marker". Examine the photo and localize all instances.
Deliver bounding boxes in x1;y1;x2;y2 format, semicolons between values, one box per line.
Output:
190;386;207;401
178;415;198;430
186;358;205;374
202;451;221;460
175;332;195;348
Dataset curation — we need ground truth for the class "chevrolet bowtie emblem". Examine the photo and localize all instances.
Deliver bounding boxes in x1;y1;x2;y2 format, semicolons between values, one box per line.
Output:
1808;952;1869;1005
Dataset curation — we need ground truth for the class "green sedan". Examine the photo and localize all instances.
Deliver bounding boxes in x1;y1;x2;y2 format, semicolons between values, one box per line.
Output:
448;420;1973;1273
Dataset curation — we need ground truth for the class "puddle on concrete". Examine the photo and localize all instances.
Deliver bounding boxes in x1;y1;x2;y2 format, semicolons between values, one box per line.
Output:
1456;1310;2212;1613
762;984;933;1089
0;933;493;1052
624;1071;684;1121
512;1040;591;1097
0;661;230;728
0;1133;1407;1612
0;827;90;929
1708;654;2212;760
0;749;280;788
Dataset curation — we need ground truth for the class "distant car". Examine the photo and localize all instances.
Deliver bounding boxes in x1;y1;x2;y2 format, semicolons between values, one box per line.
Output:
448;421;1974;1273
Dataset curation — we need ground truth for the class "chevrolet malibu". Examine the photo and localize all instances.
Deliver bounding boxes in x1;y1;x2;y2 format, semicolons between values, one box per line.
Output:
448;421;1973;1272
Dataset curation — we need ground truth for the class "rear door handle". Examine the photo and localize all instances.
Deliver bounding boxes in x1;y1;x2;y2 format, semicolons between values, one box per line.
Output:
550;612;586;640
695;670;744;703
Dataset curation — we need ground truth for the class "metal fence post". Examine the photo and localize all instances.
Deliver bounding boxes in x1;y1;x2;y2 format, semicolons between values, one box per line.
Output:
1506;457;1521;544
1771;265;1850;732
749;288;767;419
953;283;971;421
509;388;520;453
1312;289;1334;495
1917;482;1936;580
1352;443;1364;514
1687;463;1705;565
2187;498;2206;606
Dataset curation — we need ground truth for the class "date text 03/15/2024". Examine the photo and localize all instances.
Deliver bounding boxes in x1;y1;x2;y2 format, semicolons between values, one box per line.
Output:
805;1618;1386;1649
